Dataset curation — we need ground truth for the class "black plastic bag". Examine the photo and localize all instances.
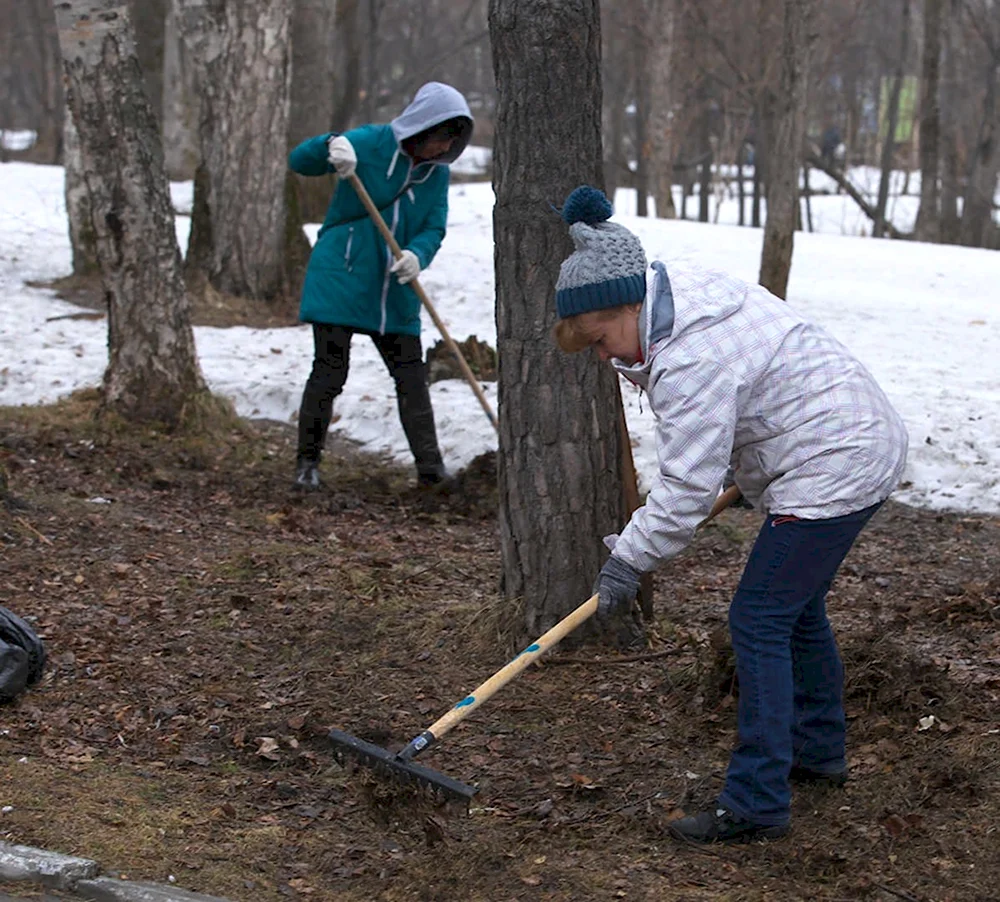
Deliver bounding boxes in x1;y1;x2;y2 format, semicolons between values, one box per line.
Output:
0;606;46;702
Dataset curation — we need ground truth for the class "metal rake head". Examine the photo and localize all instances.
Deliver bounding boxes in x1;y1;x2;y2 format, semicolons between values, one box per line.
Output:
329;728;478;805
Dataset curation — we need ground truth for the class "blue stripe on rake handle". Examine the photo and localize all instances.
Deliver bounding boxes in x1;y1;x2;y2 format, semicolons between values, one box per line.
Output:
454;695;475;709
512;643;541;662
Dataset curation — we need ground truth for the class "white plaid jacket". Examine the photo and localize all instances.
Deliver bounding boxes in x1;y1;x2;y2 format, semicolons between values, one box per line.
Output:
611;261;908;573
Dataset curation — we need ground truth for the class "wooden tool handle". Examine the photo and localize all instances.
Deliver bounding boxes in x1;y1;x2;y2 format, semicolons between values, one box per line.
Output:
345;173;498;432
396;483;743;760
426;483;741;740
704;484;742;526
425;594;599;742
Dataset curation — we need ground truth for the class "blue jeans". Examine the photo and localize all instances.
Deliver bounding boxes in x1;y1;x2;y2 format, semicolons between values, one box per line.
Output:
718;502;881;826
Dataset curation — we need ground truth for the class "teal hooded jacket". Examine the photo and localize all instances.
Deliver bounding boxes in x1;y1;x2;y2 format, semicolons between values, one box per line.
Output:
290;83;473;336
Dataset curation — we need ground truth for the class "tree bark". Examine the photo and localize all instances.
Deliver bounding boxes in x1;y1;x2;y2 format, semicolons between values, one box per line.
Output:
874;0;912;239
54;0;207;427
634;69;650;217
647;0;677;219
698;109;711;222
489;0;626;640
758;0;814;299
602;10;629;201
0;0;64;163
914;0;942;243
938;0;960;243
177;0;303;304
161;0;199;180
62;111;99;275
959;24;1000;250
331;0;362;131
289;0;338;223
127;0;167;127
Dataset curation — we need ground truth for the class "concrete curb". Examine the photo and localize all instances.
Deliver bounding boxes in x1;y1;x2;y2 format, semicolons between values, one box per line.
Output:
0;843;231;902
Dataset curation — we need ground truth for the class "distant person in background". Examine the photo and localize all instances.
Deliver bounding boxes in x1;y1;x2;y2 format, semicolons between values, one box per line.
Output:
820;125;846;170
288;82;474;491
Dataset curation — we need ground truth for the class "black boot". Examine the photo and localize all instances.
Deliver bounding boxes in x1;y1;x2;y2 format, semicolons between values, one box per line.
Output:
789;765;848;788
292;458;321;492
394;361;447;488
668;806;788;845
295;325;351;492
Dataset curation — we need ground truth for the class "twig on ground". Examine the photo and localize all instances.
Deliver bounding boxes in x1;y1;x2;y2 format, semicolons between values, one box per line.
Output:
545;649;675;666
15;517;53;545
872;882;922;902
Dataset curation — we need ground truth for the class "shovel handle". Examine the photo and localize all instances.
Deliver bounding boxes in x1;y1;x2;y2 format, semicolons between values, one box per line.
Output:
345;173;498;432
396;483;743;761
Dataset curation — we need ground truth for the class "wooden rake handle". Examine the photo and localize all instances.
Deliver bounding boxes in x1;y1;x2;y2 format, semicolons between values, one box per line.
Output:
345;173;498;433
396;482;743;761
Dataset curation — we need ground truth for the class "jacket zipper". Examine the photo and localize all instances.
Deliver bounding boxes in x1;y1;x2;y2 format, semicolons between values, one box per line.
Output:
344;226;354;272
379;158;412;334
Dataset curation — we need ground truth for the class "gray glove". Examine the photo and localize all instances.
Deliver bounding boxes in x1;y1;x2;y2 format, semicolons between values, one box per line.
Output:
593;555;642;625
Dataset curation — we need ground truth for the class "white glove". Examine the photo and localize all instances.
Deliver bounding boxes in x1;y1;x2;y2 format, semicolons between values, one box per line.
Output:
390;249;421;284
602;533;620;552
327;135;357;178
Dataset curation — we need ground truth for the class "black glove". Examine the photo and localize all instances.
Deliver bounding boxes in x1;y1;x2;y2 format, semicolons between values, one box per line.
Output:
593;556;642;625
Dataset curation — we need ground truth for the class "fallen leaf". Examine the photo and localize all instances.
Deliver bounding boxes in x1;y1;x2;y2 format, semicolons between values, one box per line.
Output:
882;813;908;837
255;736;281;761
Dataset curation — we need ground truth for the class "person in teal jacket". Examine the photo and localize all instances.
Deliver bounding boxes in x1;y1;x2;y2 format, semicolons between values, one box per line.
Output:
289;82;474;490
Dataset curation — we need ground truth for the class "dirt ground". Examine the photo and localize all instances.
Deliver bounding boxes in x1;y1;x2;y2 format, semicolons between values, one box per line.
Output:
2;391;999;902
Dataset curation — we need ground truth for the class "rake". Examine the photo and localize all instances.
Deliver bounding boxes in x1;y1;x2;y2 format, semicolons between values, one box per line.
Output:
329;484;743;803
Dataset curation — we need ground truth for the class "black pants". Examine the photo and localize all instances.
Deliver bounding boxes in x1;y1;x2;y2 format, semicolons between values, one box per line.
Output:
296;324;444;478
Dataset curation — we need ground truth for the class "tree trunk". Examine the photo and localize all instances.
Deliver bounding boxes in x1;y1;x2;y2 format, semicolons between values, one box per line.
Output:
331;0;362;131
874;0;912;239
602;11;629;202
177;0;302;304
54;0;207;427
737;142;746;225
161;0;199;180
289;0;336;143
802;160;813;232
751;152;761;227
938;0;960;243
647;0;677;219
914;0;942;243
698;111;711;223
489;0;626;640
758;0;814;299
364;0;379;121
634;70;650;217
958;53;1000;249
128;0;167;128
62;111;99;275
0;0;64;163
289;0;338;224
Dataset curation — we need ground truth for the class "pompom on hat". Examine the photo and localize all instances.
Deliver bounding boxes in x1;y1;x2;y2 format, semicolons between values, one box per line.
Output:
555;186;647;319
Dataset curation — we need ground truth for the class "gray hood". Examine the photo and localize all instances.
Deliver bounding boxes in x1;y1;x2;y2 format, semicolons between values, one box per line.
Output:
390;82;474;165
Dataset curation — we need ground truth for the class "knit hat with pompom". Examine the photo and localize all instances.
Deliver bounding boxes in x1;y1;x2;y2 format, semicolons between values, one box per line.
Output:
555;186;647;319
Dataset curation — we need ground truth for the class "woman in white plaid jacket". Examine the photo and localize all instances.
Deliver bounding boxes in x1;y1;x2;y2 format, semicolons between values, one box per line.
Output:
552;186;908;845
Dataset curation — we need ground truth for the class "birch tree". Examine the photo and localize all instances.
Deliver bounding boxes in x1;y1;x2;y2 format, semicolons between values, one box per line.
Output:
176;0;303;303
53;0;208;426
